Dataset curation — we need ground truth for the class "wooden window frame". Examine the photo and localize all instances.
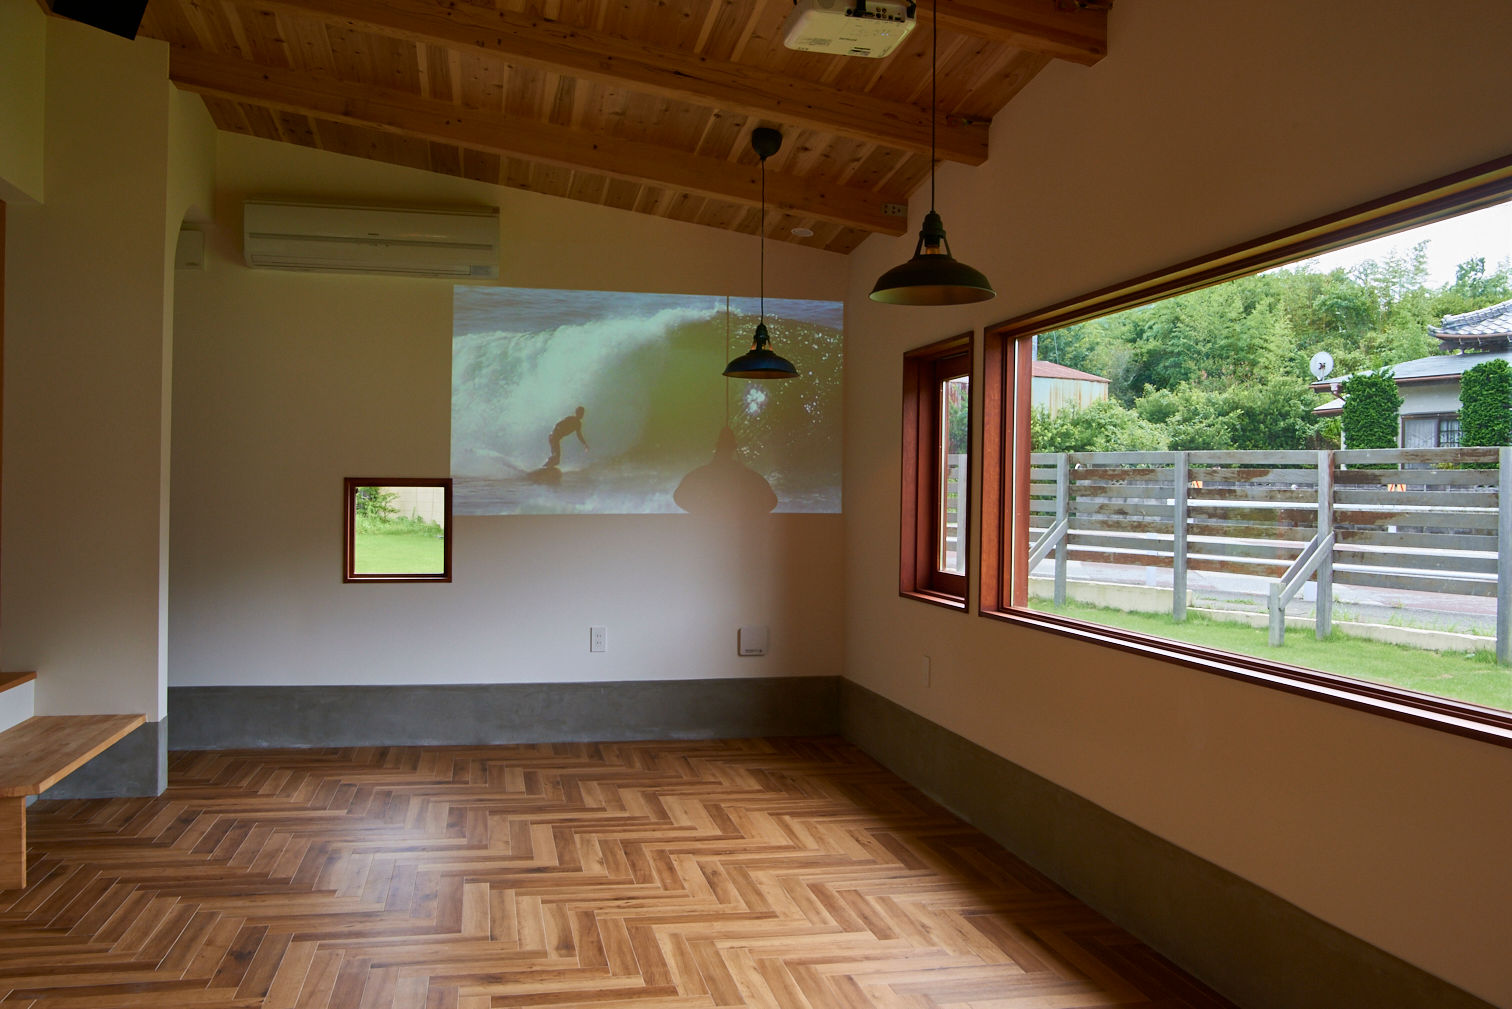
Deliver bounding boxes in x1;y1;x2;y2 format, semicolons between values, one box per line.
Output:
979;153;1512;747
901;333;973;610
343;477;454;584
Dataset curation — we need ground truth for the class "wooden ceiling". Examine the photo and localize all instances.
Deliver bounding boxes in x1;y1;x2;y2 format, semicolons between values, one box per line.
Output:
135;0;1109;253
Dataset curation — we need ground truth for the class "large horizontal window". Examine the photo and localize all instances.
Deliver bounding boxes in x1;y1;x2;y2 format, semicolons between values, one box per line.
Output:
981;156;1512;742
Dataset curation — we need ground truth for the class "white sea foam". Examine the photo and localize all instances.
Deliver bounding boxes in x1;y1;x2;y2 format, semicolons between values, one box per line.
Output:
452;305;717;473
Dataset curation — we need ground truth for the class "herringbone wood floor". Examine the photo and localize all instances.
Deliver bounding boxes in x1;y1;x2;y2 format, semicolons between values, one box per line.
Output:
2;738;1234;1008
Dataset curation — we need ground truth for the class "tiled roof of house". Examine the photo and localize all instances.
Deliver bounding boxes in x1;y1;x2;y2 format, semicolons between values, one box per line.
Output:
1429;297;1512;348
1313;397;1343;416
1310;348;1512;394
1033;360;1110;383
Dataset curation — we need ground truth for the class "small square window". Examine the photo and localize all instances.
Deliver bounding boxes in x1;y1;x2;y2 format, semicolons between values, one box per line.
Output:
344;478;453;583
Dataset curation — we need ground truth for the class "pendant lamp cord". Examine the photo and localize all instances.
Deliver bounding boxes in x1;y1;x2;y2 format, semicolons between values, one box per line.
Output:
929;0;937;213
759;150;766;326
724;295;731;420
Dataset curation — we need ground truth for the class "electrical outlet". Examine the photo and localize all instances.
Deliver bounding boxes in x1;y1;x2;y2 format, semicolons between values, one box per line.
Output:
590;626;607;653
921;655;932;687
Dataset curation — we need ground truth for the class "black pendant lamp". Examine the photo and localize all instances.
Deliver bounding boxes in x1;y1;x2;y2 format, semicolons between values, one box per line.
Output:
724;127;798;379
869;0;995;306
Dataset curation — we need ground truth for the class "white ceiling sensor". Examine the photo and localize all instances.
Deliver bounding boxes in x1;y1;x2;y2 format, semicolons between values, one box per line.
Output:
783;0;916;59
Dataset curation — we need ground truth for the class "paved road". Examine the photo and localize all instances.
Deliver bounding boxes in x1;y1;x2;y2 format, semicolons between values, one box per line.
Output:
1032;559;1496;636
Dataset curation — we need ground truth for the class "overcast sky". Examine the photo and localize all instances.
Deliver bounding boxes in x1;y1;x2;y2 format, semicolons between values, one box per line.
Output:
1286;199;1512;289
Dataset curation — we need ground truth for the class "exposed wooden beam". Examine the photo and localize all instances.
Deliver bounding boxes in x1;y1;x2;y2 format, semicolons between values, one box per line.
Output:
240;0;989;165
169;50;908;237
928;0;1108;66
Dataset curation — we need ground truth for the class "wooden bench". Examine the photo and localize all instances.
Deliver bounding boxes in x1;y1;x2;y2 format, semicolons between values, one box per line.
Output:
0;711;145;889
0;672;36;696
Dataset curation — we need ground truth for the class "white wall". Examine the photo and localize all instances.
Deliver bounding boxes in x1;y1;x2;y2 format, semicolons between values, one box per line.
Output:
168;134;847;688
0;0;46;204
156;86;218;718
1;20;209;723
843;2;1512;1005
1399;381;1463;417
0;680;33;735
0;0;45;731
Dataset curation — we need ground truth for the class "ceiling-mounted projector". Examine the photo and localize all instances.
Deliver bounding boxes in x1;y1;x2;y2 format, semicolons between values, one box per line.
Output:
783;0;916;59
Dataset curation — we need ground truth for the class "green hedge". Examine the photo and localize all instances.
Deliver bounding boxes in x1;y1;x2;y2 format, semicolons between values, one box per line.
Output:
1459;358;1512;448
1339;370;1402;449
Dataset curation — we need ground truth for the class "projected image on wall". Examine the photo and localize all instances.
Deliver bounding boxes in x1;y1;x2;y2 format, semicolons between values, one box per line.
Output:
452;287;842;515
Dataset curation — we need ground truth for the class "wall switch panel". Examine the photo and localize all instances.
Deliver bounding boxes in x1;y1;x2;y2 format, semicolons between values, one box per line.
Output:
738;625;769;656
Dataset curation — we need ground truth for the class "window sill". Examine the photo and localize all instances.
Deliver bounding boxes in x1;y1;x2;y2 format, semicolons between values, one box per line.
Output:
345;575;453;584
901;589;968;612
980;606;1512;748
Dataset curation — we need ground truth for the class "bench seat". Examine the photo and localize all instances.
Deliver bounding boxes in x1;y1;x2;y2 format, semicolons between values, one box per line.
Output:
0;672;37;695
0;713;145;889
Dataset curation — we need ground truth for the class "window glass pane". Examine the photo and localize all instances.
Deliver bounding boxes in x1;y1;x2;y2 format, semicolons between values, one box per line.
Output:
1017;200;1512;714
939;375;969;575
1402;416;1436;448
1439;416;1462;447
901;335;971;608
352;484;447;576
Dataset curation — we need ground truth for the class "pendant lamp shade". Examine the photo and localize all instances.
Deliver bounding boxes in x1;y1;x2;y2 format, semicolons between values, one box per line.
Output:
869;0;994;307
723;323;798;379
869;211;995;305
724;127;797;379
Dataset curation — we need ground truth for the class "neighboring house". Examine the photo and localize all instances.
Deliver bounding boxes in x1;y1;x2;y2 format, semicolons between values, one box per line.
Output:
1312;298;1512;447
1032;359;1110;415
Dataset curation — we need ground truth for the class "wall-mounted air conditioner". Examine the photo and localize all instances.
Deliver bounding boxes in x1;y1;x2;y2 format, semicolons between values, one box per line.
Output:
242;200;500;278
783;0;916;59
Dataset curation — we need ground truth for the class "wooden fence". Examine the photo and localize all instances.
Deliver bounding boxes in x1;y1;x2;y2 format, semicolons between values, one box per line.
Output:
942;453;966;574
1028;447;1511;663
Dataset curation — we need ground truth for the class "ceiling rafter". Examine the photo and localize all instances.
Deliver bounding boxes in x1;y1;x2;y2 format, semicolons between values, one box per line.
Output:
169;49;910;237
928;0;1108;66
238;0;991;166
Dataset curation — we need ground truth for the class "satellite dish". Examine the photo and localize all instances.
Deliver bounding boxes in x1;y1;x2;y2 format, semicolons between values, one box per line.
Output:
1309;350;1335;381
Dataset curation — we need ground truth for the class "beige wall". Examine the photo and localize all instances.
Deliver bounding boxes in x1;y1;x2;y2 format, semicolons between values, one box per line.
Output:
380;486;447;528
157;86;217;717
0;0;46;204
1030;376;1107;415
167;133;846;687
842;2;1512;1005
1;20;206;722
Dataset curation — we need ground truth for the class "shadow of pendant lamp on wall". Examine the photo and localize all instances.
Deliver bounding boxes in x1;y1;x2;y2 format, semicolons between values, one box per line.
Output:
724;127;798;379
869;0;995;306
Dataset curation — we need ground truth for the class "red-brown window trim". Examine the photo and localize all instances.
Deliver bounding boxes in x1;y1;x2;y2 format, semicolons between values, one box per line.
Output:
979;152;1512;748
902;332;973;611
343;477;454;583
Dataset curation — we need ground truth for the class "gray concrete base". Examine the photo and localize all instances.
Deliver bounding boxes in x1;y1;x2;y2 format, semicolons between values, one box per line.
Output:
838;681;1492;1009
40;718;167;799
169;677;840;750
